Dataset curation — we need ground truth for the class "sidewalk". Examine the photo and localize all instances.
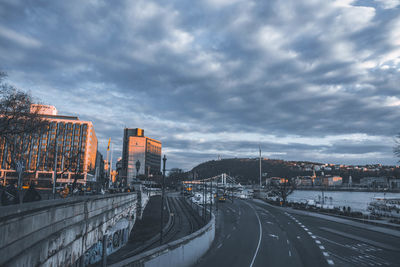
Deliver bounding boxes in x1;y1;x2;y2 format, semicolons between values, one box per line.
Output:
253;199;400;238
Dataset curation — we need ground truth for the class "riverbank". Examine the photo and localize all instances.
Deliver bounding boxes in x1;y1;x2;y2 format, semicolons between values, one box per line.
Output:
296;186;400;193
287;190;400;213
263;198;400;230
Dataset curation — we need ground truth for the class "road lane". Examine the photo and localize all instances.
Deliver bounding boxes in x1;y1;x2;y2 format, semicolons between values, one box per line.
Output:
196;200;261;267
253;199;400;267
242;202;262;267
291;212;400;266
251;201;329;267
196;199;400;267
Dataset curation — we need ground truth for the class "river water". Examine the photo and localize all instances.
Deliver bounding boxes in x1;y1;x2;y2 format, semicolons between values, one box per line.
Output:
287;190;400;213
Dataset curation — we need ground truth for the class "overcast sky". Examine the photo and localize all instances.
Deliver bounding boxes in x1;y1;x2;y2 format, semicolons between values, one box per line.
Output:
1;0;399;170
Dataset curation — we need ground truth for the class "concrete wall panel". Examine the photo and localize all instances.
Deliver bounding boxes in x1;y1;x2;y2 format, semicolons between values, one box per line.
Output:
0;193;139;267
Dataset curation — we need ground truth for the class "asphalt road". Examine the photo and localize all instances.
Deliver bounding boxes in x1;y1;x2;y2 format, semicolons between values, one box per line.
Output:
196;199;400;267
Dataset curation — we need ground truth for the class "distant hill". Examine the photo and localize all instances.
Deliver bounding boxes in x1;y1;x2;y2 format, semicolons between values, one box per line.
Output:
190;158;316;184
186;158;400;184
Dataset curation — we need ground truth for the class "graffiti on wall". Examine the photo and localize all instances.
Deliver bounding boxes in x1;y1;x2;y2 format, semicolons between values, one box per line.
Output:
83;218;131;266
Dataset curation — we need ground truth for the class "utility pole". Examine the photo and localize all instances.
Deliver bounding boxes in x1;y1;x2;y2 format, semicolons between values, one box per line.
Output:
160;155;167;245
216;176;219;211
259;146;262;189
210;178;213;219
203;181;206;222
53;124;59;199
109;142;113;186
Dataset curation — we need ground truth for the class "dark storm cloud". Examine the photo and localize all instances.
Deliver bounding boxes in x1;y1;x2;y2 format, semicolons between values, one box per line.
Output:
0;0;399;169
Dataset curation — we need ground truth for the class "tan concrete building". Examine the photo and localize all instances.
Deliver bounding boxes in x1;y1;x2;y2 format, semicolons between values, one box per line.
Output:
121;128;161;185
0;105;98;185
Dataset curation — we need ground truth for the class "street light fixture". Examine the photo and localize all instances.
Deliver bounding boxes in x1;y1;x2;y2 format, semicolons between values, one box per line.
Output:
160;155;167;245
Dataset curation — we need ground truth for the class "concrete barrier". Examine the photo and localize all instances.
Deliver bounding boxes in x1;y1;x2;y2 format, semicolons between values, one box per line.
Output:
0;193;140;266
110;201;215;267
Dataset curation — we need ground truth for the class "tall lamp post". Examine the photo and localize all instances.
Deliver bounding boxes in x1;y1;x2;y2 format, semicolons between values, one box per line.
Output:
160;155;167;245
135;160;141;181
259;146;262;189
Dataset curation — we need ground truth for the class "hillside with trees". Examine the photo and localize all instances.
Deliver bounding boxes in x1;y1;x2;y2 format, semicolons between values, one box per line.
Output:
167;158;400;185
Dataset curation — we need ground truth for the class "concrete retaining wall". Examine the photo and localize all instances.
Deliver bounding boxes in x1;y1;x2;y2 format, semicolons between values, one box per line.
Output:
110;201;215;267
0;193;139;267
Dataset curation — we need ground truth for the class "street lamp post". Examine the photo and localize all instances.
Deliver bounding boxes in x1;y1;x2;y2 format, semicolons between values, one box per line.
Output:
53;125;59;199
160;155;167;245
210;178;213;218
135;160;141;181
259;146;262;189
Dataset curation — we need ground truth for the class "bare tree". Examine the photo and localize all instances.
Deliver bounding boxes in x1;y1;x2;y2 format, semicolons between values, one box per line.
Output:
267;177;296;206
0;72;49;203
45;127;84;195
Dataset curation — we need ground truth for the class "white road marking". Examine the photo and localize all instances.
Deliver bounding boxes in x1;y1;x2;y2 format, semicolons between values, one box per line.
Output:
297;236;301;239
227;234;231;239
311;235;316;239
287;239;290;244
289;250;292;257
323;252;329;257
304;228;309;231
265;221;273;224
217;243;223;249
319;245;325;250
319;227;398;251
244;202;262;267
316;240;321;244
327;259;334;265
269;234;279;239
308;232;313;235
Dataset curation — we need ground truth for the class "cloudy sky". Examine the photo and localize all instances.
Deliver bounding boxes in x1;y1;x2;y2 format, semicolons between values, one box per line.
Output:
1;0;400;170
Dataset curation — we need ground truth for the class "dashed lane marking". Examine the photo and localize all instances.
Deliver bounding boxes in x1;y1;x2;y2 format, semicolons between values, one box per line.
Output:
284;213;335;266
217;243;223;249
289;250;292;257
269;234;279;240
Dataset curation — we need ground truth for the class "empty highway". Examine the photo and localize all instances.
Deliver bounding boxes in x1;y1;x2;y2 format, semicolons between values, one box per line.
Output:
196;199;400;267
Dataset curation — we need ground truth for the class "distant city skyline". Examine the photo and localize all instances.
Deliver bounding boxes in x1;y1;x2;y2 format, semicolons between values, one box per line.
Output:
1;0;399;170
